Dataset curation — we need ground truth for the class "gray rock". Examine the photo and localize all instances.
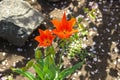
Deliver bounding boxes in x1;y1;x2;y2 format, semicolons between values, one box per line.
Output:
0;0;44;46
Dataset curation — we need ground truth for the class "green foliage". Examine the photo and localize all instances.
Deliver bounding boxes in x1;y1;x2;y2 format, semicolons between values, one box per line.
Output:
12;47;84;80
59;61;84;79
88;9;96;19
84;7;97;20
35;48;43;60
12;68;36;80
68;38;82;57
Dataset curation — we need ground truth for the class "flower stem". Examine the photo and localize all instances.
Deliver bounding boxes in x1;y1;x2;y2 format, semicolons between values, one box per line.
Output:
58;39;67;69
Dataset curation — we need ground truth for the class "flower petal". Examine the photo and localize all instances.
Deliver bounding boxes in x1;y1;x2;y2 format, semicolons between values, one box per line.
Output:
51;12;77;39
68;18;76;29
51;20;60;30
35;29;55;47
34;36;40;42
62;12;67;23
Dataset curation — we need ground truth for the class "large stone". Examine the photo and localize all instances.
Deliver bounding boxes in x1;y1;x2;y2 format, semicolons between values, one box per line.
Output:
0;0;44;46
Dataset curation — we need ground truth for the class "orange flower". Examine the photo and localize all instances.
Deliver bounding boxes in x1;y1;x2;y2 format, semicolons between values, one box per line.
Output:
51;12;78;39
34;29;55;47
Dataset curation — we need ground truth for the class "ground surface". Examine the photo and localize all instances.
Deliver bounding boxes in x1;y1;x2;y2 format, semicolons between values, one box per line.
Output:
0;0;120;80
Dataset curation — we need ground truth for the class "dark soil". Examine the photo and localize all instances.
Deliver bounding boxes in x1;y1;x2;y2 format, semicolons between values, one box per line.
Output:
0;0;120;80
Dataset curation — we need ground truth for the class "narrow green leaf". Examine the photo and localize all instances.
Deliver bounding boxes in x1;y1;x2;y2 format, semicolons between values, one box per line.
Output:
26;59;34;69
33;63;44;80
36;59;44;70
21;67;27;71
49;46;56;54
45;46;55;56
49;63;59;79
59;61;84;79
83;8;89;13
81;30;88;36
12;68;35;80
78;18;83;23
35;48;42;60
88;12;96;19
78;24;84;31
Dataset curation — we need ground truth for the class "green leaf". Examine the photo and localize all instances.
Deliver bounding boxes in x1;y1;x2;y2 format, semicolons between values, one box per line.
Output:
21;67;27;71
73;33;79;40
26;59;34;69
12;68;35;80
81;30;88;36
83;8;89;13
36;59;44;70
33;63;44;80
78;24;84;31
88;12;96;19
21;59;34;71
46;46;55;56
59;61;84;79
49;46;56;55
35;48;42;60
78;18;83;23
49;63;59;79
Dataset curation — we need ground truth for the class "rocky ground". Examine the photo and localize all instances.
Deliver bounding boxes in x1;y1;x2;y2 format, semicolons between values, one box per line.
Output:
0;0;120;80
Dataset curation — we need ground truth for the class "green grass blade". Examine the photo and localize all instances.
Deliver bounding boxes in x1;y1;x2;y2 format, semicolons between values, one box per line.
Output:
59;61;84;79
12;68;35;80
33;64;44;80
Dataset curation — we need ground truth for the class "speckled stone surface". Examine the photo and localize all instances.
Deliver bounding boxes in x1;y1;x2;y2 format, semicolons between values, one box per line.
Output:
0;0;44;46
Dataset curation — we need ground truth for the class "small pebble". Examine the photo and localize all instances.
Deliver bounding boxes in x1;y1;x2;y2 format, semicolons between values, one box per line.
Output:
27;32;31;35
73;72;77;76
29;43;32;47
97;18;102;22
88;64;92;68
91;71;95;75
32;34;35;37
89;2;94;6
72;77;76;80
13;62;16;67
94;69;98;73
82;43;87;48
93;51;96;54
118;59;120;63
93;42;96;45
117;72;120;76
99;45;101;48
93;58;97;62
106;28;110;32
103;9;108;12
67;9;72;14
64;1;67;4
89;30;96;36
100;42;103;45
114;61;117;65
52;4;56;6
98;59;101;62
108;37;111;40
27;57;31;60
118;23;120;26
2;52;6;56
101;49;105;52
2;61;6;65
17;48;23;52
114;47;119;53
107;52;111;55
1;77;8;80
78;71;81;75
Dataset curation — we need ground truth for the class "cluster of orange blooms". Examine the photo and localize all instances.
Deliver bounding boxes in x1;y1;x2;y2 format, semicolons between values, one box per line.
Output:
34;12;78;47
